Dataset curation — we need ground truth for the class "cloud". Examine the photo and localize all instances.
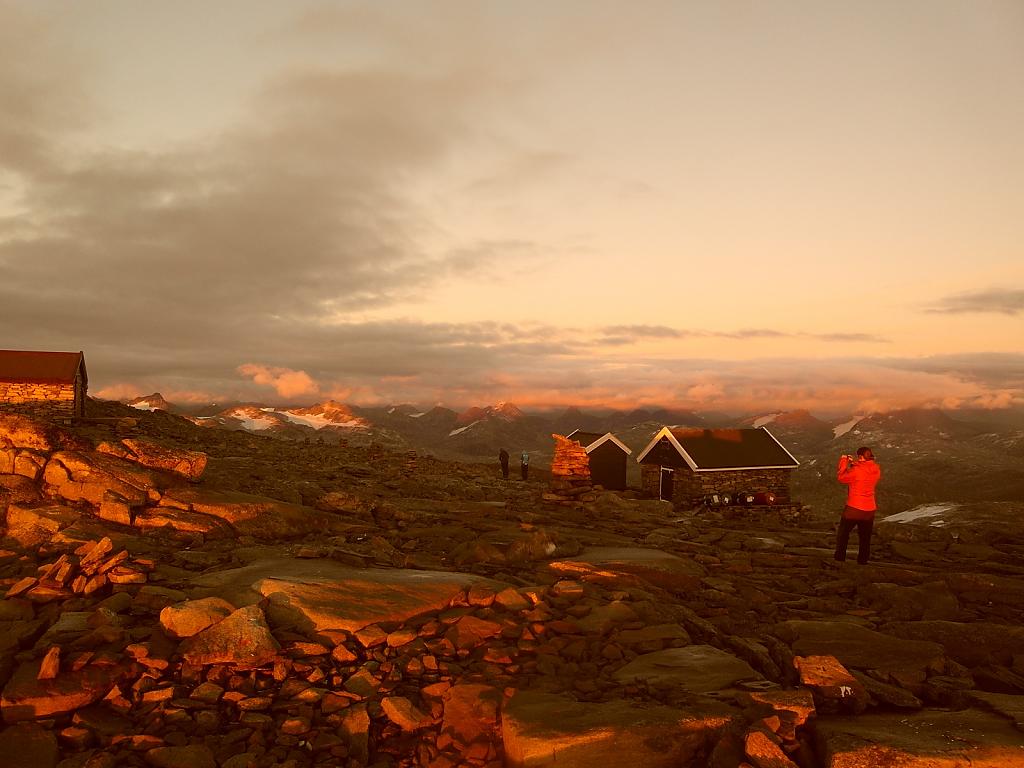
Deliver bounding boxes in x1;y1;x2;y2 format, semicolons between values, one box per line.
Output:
238;364;319;399
597;326;888;344
0;3;539;379
925;288;1024;315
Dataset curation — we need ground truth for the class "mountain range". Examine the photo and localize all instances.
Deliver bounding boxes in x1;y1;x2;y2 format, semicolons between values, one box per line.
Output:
123;393;1024;516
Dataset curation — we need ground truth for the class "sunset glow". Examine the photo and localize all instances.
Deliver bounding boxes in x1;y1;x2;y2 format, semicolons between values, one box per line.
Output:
2;1;1022;415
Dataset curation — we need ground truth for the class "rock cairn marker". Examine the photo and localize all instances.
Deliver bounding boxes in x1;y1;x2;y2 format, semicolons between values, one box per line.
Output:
544;434;597;506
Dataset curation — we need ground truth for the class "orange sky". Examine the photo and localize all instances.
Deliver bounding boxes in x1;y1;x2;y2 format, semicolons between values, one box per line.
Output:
2;1;1022;415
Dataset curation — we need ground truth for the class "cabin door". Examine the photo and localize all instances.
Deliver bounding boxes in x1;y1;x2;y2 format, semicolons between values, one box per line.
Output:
659;468;674;501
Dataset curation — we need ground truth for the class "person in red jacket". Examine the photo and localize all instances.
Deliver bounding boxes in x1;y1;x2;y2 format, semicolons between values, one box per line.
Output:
834;446;882;564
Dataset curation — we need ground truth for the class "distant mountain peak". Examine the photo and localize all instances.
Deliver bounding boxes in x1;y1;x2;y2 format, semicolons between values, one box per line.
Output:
127;393;174;412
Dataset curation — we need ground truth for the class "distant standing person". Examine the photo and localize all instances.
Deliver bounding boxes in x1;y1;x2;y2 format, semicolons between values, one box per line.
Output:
520;450;530;481
499;448;510;480
834;447;882;565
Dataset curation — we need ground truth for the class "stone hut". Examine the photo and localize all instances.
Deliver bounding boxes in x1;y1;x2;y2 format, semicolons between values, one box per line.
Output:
0;350;88;421
565;429;632;491
636;426;798;506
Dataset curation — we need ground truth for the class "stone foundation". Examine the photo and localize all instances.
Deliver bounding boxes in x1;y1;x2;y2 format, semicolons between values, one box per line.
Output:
641;465;792;506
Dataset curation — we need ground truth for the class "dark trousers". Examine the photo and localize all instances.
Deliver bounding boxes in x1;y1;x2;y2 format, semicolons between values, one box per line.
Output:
521;465;528;481
500;463;509;479
835;517;873;564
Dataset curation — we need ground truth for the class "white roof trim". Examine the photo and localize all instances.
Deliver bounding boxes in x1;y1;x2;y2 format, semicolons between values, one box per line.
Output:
636;425;799;470
635;426;698;470
583;432;632;455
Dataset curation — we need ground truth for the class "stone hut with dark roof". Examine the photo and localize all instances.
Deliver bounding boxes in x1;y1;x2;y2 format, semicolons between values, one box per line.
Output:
0;350;88;420
565;429;632;491
636;426;798;506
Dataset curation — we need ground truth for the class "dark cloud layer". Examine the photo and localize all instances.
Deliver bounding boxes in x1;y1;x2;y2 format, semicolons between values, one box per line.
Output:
926;288;1024;315
599;326;888;344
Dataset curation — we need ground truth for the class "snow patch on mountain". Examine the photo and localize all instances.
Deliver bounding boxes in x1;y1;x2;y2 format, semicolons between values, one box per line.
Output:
752;413;782;428
833;417;860;439
225;408;278;431
884;503;957;525
449;422;477;437
279;411;365;430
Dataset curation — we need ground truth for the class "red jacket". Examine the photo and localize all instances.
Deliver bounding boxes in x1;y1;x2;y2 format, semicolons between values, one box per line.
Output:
837;456;881;518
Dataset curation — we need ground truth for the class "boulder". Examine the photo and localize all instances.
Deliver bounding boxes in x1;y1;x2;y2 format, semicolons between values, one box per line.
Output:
0;415;66;452
440;683;501;747
857;581;960;621
613;645;761;693
43;451;168;506
99;438;207;481
133;508;235;539
190;558;506;634
159;488;343;540
179;605;279;668
739;689;816;727
816;709;1024;766
0;475;41;506
1;659;118;722
772;620;945;677
945;571;1024;607
793;655;869;714
549;547;705;592
380;696;433;731
883;621;1024;669
502;690;734;767
160;597;236;639
3;503;81;548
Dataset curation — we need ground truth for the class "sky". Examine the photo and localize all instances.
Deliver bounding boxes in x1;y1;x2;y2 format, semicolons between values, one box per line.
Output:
0;0;1022;416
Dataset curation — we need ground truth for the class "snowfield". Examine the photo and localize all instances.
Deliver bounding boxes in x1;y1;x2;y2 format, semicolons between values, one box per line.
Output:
883;503;957;526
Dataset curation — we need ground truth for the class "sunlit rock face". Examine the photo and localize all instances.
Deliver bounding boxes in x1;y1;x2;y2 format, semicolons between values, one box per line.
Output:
501;690;735;767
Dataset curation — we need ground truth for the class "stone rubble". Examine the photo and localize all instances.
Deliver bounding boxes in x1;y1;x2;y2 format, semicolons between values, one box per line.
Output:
0;409;1021;767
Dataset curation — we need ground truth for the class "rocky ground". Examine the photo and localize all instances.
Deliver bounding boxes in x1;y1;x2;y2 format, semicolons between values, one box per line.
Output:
1;407;1024;768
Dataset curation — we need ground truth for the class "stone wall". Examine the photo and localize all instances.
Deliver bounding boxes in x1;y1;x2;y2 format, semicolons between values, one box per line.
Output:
0;382;78;420
641;464;792;506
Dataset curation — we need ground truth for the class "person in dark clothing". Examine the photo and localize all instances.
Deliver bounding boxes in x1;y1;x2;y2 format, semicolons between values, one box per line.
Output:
834;446;882;564
520;450;530;481
498;448;510;480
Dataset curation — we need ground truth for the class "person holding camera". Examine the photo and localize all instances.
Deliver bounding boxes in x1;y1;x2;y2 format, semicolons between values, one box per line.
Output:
834;446;881;565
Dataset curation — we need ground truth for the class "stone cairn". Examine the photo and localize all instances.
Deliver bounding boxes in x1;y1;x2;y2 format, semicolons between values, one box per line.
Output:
543;434;598;506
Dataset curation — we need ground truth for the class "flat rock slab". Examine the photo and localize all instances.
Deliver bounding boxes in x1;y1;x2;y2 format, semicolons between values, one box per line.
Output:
969;691;1024;732
3;503;82;548
0;415;65;452
133;508;235;539
1;660;119;722
99;438;208;481
884;621;1024;668
816;709;1024;767
43;450;169;506
190;558;507;633
502;690;734;768
773;620;945;676
548;547;705;591
613;645;761;693
160;488;343;540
